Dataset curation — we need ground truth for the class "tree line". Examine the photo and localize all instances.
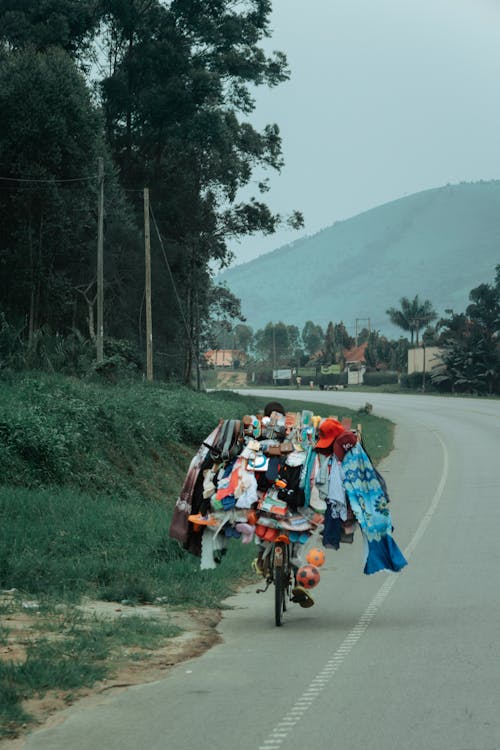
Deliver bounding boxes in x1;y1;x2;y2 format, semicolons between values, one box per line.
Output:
212;268;500;395
0;0;302;382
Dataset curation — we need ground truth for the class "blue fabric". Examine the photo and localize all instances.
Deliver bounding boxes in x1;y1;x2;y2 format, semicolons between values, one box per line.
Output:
322;510;342;549
299;446;315;506
342;442;407;575
221;495;236;510
364;536;408;575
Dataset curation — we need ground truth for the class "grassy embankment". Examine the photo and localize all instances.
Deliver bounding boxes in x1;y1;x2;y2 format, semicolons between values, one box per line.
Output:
0;373;393;736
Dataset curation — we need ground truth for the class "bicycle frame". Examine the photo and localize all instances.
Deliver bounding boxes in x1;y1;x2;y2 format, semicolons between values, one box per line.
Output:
257;538;294;626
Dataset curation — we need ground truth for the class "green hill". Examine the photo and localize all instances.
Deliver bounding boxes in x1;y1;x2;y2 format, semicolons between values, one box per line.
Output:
219;181;500;336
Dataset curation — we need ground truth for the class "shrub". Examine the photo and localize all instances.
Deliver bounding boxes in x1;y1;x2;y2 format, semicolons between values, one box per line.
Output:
363;370;399;386
400;372;435;391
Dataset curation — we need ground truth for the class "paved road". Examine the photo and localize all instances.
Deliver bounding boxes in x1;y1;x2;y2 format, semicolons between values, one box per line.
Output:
23;391;500;750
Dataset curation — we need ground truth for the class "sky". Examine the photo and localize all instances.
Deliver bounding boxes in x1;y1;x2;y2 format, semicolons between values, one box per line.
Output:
229;0;500;265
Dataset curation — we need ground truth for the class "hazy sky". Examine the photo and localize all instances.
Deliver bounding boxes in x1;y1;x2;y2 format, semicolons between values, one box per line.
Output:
229;0;500;265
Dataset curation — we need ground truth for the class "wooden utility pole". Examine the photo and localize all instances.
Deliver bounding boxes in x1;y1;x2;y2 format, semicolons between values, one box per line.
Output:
144;187;153;381
355;317;371;347
96;157;104;364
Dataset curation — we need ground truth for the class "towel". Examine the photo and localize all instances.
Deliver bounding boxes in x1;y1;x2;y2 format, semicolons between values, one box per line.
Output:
342;442;407;575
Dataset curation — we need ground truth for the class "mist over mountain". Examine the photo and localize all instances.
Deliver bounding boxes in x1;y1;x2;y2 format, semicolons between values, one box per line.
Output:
219;181;500;338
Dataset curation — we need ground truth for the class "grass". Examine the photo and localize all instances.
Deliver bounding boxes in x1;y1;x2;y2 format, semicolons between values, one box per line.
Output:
0;371;395;736
0;597;182;739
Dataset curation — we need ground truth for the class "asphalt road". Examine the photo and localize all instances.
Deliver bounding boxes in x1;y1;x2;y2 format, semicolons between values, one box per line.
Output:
23;391;500;750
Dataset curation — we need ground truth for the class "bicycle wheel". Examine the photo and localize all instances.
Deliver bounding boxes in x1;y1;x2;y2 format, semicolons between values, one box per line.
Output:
274;543;285;627
282;544;291;613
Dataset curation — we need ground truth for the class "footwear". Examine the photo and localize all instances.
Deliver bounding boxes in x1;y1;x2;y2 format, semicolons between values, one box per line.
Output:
291;586;315;608
188;513;218;527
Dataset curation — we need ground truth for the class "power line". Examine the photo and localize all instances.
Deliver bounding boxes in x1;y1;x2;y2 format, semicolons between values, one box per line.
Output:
149;204;207;390
0;175;96;184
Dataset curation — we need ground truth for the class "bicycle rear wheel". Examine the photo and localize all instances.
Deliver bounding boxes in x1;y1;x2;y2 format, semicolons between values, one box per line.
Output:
274;543;286;627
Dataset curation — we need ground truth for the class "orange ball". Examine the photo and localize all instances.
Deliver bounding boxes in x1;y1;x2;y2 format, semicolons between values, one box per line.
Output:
306;547;326;567
296;564;321;589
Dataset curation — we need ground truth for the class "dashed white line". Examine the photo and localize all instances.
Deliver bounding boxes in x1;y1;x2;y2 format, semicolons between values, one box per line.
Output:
257;431;449;750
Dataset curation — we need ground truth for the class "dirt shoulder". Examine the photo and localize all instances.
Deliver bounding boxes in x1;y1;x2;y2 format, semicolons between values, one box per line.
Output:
0;598;222;748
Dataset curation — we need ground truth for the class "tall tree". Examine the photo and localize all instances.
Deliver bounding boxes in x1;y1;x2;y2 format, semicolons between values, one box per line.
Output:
0;48;100;341
302;320;324;359
0;1;303;382
254;321;289;366
323;322;336;364
98;0;302;382
386;295;437;345
233;323;253;353
364;331;393;369
0;0;100;54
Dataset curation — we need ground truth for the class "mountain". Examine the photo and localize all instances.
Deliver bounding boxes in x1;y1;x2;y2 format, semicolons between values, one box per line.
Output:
219;181;500;338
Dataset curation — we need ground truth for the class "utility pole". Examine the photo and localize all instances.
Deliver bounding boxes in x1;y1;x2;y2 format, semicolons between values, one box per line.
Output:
422;339;426;393
409;316;431;390
272;324;276;383
355;317;371;347
96;157;104;364
144;187;153;381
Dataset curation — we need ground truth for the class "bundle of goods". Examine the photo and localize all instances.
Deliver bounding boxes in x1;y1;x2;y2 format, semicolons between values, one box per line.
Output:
169;410;326;569
169;409;407;577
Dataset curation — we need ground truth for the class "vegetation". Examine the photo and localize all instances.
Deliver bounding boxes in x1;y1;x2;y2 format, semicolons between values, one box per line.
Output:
386;295;437;345
208;265;499;396
0;0;303;384
429;265;500;395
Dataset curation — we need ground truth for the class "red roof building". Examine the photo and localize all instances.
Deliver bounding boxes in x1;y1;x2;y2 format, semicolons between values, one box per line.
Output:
204;349;247;367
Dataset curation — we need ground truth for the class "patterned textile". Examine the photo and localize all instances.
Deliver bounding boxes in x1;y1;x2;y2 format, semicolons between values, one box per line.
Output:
342;442;408;575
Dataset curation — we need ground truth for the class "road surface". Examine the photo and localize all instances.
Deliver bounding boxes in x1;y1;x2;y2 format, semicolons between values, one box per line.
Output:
23;390;500;750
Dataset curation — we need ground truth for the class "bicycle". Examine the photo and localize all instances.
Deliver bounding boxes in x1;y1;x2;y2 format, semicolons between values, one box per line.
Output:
256;534;295;626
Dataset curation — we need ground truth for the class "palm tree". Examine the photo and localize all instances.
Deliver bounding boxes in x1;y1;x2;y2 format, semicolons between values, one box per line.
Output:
386;296;437;345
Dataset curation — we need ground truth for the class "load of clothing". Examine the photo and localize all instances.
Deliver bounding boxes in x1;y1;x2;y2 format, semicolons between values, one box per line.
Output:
168;405;407;578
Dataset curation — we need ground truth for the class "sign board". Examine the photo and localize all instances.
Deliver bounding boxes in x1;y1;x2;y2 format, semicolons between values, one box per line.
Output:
320;364;341;374
273;369;292;380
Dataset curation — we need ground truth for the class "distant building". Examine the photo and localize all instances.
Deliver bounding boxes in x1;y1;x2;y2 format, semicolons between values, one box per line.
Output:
407;346;444;375
343;343;368;385
204;349;247;368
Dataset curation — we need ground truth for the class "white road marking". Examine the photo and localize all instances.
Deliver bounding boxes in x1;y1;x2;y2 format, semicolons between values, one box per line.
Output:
257;431;449;750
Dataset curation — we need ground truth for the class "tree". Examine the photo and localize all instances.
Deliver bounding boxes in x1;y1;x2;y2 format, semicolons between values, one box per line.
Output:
334;321;354;349
0;48;101;343
254;321;290;365
0;46;139;363
231;323;253;354
322;322;335;364
432;266;500;394
302;320;324;359
389;338;410;373
0;0;100;55
0;1;303;383
364;331;393;369
98;0;303;382
386;295;437;345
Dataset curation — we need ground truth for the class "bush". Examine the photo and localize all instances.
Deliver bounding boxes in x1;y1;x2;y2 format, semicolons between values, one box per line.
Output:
248;367;273;385
400;372;435;391
363;371;399;386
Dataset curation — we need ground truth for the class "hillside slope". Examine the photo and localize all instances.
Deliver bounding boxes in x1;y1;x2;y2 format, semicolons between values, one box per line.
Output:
220;181;500;335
